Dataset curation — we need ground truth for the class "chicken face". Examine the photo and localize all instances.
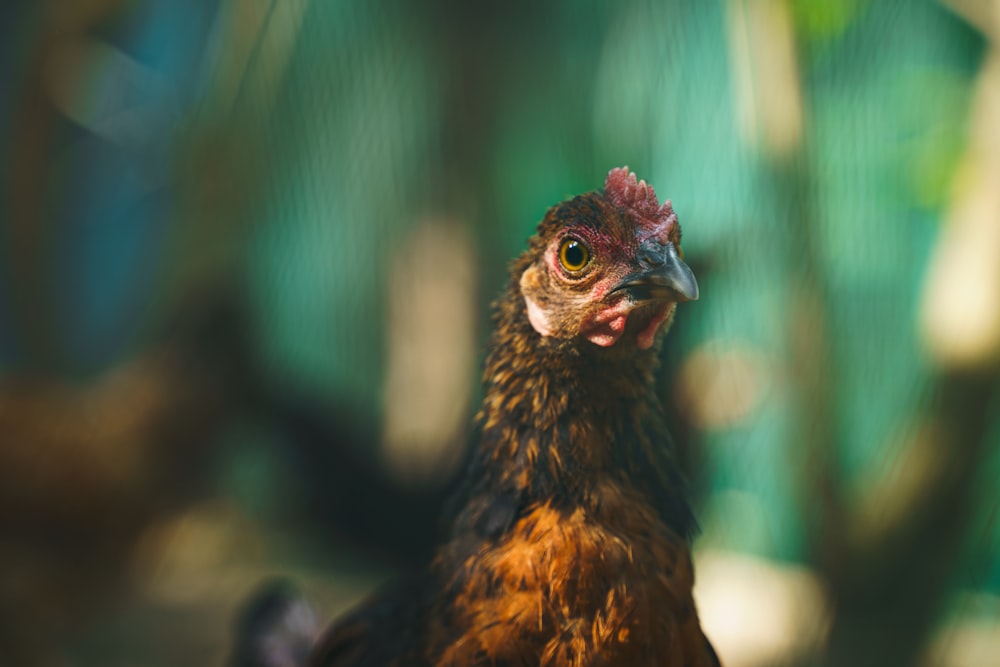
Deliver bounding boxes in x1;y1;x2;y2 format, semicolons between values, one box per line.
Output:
519;167;698;350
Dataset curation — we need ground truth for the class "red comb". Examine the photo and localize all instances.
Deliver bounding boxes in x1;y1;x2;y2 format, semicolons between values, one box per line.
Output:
604;166;677;231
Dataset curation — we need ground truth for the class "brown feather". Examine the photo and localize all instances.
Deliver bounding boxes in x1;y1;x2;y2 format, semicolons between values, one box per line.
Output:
311;168;718;667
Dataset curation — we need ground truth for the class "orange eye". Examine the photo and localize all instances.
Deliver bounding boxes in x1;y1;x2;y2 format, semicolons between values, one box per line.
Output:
558;238;590;272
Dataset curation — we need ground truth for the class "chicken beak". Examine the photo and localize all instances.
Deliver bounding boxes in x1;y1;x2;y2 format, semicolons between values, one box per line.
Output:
612;242;699;303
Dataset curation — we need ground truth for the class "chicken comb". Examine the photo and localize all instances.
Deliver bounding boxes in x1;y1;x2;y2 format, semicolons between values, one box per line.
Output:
604;166;677;232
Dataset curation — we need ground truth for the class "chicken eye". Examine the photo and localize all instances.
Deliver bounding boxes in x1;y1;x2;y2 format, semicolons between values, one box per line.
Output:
558;238;590;272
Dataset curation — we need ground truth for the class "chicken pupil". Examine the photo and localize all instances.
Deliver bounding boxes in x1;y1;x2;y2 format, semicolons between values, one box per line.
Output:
564;241;585;267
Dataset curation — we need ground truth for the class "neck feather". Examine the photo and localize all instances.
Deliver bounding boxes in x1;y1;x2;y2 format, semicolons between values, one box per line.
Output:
445;271;697;543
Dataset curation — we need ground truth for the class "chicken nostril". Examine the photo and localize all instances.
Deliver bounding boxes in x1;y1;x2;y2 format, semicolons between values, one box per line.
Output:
637;240;668;268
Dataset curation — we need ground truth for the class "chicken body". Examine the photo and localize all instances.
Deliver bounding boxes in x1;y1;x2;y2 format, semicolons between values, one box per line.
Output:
311;168;718;667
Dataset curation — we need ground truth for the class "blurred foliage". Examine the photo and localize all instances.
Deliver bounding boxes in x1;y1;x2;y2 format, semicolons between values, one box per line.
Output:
789;0;871;44
2;0;999;665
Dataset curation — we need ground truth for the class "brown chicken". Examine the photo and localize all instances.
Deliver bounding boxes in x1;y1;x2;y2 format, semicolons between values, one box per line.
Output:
0;296;252;664
310;167;717;667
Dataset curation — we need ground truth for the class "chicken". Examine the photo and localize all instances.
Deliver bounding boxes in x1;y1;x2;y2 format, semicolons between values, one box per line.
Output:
0;295;252;664
310;166;718;666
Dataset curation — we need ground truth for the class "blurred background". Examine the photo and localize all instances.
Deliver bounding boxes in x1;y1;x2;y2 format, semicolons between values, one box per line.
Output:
1;0;998;665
